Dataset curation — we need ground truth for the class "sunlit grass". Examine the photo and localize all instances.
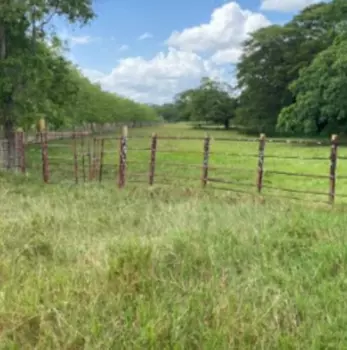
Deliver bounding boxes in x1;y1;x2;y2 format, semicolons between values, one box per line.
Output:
0;173;347;348
25;123;347;204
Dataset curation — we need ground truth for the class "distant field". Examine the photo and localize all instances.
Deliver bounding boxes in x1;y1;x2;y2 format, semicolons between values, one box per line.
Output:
25;123;347;205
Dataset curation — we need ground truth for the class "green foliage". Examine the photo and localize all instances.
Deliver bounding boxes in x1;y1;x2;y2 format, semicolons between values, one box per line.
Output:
235;0;347;135
277;35;347;135
159;77;238;129
0;0;158;135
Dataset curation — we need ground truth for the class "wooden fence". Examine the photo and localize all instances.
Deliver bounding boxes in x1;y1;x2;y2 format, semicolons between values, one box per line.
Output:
2;127;347;205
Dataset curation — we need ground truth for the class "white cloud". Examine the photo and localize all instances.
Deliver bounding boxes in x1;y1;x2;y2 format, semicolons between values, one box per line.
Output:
260;0;319;12
167;1;270;59
81;1;270;103
211;48;243;65
57;28;97;47
138;32;153;40
69;35;93;46
83;48;227;104
119;44;129;51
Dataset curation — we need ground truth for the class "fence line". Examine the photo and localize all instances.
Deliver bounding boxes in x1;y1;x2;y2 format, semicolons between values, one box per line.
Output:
2;128;347;205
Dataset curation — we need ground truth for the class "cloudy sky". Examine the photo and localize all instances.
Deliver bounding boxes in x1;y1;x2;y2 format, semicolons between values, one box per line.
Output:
57;0;321;104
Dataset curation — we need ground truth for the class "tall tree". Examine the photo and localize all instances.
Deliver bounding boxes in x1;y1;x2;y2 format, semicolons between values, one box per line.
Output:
0;0;94;167
235;0;345;134
175;78;238;129
277;33;347;135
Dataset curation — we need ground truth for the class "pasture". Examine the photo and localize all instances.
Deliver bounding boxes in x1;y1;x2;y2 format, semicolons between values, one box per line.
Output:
1;123;347;348
25;123;347;204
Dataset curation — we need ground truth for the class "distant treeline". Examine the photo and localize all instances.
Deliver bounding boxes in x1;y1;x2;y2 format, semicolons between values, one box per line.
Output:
155;0;347;136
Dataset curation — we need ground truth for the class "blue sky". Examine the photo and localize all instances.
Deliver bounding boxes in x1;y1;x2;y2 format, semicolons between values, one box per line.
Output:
56;0;320;104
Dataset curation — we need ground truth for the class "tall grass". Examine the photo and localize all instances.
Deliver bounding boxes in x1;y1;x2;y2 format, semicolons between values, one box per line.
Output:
0;173;347;348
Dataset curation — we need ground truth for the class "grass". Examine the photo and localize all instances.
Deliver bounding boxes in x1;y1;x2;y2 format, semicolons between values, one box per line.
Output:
25;123;347;204
1;173;347;348
3;123;347;348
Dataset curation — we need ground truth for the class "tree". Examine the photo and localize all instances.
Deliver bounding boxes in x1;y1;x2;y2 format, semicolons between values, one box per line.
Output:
235;0;345;134
0;0;94;167
174;78;238;129
277;34;347;135
152;103;180;122
0;1;159;168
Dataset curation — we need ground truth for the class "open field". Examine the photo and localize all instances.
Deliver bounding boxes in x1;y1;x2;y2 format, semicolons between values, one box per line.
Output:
24;123;347;205
1;173;347;348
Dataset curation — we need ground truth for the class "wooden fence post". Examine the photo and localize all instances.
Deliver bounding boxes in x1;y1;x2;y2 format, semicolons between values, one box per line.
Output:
257;133;266;193
19;131;25;173
87;137;92;181
40;131;49;183
91;137;97;180
329;134;338;204
118;126;128;188
202;134;210;187
99;138;105;183
15;131;26;174
73;131;78;184
149;133;157;185
81;134;86;183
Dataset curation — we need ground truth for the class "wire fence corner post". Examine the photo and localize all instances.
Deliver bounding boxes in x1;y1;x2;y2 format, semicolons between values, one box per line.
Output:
20;131;26;174
202;133;210;187
118;125;128;188
91;137;97;181
87;136;92;181
149;132;157;185
99;138;105;183
329;134;338;204
15;130;26;174
257;133;266;193
40;130;49;183
81;133;86;183
72;131;78;184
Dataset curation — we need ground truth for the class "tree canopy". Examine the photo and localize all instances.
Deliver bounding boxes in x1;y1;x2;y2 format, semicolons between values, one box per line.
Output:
157;0;347;136
235;0;347;136
0;0;158;136
156;77;238;129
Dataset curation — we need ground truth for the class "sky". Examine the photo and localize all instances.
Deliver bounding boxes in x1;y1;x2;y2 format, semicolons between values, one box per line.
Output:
55;0;321;104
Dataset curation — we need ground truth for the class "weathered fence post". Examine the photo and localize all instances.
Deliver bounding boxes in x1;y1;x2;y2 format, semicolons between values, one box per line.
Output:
19;131;25;173
329;134;338;204
81;134;86;182
40;131;49;183
91;137;97;180
118;126;128;188
88;137;92;181
149;133;157;185
15;130;26;173
99;138;105;183
73;131;78;184
202;133;210;187
257;133;266;193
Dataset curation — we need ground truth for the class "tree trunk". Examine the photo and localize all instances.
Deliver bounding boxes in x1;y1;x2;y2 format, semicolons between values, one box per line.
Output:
0;24;16;169
4;117;16;169
224;119;230;129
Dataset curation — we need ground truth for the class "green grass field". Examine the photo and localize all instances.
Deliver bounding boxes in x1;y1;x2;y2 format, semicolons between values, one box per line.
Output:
26;123;347;205
4;122;347;348
1;169;347;348
1;124;347;347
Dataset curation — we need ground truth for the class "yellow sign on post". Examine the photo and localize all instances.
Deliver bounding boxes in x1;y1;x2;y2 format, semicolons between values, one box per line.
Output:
38;118;46;132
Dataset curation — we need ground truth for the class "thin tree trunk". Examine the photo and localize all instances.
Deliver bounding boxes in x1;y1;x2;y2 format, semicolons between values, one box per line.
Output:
224;119;230;129
0;23;15;169
4;117;15;169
